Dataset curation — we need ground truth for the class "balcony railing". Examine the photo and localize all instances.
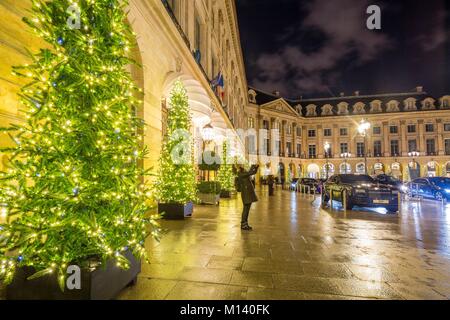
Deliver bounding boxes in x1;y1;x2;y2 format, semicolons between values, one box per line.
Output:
161;0;233;126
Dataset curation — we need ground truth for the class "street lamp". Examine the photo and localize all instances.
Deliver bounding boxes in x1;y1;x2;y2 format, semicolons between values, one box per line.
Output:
324;142;331;179
201;123;215;142
341;152;352;174
357;119;371;174
408;151;420;159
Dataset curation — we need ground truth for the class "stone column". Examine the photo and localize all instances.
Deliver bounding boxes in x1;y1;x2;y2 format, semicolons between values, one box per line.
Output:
418;120;425;154
317;124;323;158
383;121;390;157
400;120;407;156
302;125;308;158
292;123;297;157
437;119;444;155
281;120;287;157
333;124;339;158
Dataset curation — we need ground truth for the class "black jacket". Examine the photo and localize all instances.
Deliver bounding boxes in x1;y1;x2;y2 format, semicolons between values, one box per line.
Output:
238;166;259;204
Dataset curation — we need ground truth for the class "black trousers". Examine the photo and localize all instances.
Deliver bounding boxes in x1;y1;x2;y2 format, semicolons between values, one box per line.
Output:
241;203;252;226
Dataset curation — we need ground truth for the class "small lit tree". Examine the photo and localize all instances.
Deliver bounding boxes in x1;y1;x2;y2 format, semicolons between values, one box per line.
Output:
156;80;197;205
217;142;235;193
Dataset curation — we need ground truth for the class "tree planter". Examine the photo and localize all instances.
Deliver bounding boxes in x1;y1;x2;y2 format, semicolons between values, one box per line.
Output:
198;193;221;205
158;202;193;220
6;250;140;300
220;190;232;198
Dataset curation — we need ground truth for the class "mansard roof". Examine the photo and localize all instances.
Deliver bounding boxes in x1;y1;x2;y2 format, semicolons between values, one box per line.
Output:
248;86;446;117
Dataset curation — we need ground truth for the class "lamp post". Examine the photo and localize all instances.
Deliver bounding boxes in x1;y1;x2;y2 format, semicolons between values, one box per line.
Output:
408;151;420;160
341;152;352;174
324;142;331;179
358;119;371;174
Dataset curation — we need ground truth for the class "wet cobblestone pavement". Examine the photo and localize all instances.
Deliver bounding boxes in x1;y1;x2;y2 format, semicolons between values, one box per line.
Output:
118;189;450;300
1;189;449;300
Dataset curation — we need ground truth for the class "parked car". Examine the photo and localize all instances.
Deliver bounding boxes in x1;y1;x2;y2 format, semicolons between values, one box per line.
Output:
298;178;320;194
322;174;399;213
373;174;406;193
406;177;450;202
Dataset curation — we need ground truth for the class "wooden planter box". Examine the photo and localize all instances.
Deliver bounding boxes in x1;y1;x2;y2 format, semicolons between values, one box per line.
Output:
198;193;220;205
158;202;193;220
6;250;140;300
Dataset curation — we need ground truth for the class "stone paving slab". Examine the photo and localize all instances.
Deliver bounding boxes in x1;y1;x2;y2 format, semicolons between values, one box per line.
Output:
121;190;450;300
3;190;450;300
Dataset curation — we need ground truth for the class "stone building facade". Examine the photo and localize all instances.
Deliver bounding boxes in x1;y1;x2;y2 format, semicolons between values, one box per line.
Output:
0;0;248;171
246;87;450;182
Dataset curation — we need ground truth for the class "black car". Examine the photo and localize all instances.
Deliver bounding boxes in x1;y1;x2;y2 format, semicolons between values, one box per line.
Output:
374;174;406;192
298;178;320;194
406;177;450;202
322;174;399;213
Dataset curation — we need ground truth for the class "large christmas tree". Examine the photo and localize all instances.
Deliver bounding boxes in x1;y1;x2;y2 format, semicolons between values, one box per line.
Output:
217;142;235;192
0;0;160;289
156;80;197;204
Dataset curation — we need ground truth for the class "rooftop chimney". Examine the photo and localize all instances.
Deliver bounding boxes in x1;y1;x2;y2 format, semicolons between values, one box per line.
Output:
416;86;423;93
354;91;360;96
273;90;280;97
340;92;345;97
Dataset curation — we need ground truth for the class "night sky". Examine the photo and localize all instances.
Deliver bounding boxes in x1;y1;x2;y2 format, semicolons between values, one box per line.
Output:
236;0;450;99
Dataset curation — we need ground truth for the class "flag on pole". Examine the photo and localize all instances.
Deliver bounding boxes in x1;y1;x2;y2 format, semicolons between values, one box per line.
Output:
211;72;225;102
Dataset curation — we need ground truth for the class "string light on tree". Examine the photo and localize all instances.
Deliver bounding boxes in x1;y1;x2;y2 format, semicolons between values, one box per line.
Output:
0;0;160;290
217;142;235;193
156;80;197;205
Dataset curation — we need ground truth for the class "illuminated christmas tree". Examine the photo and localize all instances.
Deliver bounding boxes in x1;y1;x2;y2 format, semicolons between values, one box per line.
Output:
156;80;197;205
217;142;235;193
0;0;160;289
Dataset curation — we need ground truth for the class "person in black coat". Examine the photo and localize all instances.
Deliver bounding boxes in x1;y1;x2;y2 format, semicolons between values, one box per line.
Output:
237;164;259;230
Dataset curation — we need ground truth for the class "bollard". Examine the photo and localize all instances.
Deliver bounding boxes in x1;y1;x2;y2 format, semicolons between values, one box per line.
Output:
330;189;334;211
343;189;347;211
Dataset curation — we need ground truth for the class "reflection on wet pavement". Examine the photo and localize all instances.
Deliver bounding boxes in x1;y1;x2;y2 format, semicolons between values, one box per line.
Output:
2;189;448;300
117;190;450;300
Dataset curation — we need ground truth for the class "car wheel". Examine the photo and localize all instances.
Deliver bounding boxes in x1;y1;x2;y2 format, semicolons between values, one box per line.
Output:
386;206;399;214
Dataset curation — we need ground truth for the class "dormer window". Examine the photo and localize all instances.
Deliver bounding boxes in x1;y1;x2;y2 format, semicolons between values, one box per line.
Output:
337;102;349;115
370;100;382;113
440;96;450;108
306;104;317;117
353;102;366;114
386;100;400;112
404;98;417;111
321;104;333;116
422;98;435;110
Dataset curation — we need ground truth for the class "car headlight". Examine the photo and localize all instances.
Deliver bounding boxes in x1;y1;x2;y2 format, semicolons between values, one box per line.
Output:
445;189;450;194
400;185;408;192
